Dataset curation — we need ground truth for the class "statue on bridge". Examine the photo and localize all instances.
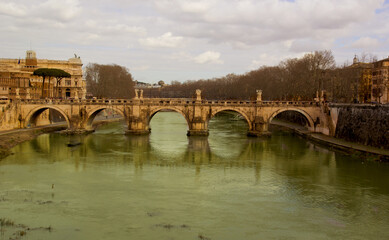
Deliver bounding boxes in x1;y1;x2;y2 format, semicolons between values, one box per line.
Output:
134;89;144;99
256;90;262;102
196;89;201;101
134;89;139;99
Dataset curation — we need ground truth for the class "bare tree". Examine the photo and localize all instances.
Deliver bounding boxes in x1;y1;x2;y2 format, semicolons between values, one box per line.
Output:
84;63;135;98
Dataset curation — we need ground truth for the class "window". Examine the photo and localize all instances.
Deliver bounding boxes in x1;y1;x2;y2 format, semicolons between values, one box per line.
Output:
66;88;71;98
66;80;71;86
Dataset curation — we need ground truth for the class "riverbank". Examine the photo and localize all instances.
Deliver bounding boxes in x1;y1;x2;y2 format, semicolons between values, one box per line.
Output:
270;120;389;162
0;118;124;160
0;125;67;159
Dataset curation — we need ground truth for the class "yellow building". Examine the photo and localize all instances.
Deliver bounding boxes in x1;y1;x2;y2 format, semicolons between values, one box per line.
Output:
372;57;389;104
0;50;86;100
347;56;373;103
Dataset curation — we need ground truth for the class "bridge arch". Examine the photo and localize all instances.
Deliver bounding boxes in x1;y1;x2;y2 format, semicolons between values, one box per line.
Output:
148;106;190;129
25;106;70;128
209;108;252;130
85;106;126;129
268;108;315;128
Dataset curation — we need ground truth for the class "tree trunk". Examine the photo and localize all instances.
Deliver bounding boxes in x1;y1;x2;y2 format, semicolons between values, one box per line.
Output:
41;76;46;99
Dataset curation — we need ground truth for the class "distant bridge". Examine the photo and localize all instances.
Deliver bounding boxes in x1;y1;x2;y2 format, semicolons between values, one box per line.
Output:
0;90;336;136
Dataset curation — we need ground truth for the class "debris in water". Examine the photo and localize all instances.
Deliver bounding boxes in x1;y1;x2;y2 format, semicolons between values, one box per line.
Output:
37;200;53;205
198;233;211;240
155;223;174;229
180;224;190;229
67;142;81;147
147;212;157;217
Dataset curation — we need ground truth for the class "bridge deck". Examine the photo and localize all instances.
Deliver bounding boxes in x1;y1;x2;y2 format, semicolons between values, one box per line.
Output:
17;98;320;107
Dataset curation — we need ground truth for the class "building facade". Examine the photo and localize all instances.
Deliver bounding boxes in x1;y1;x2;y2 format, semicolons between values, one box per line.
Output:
0;50;86;100
372;57;389;104
348;56;373;103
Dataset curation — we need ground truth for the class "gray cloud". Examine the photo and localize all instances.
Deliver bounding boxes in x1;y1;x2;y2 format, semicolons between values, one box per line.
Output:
153;0;384;47
0;0;388;83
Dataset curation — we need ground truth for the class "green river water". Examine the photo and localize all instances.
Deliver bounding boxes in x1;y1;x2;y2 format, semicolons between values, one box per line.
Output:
0;112;389;240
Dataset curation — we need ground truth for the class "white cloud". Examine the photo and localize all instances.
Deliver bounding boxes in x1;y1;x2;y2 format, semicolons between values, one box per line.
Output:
155;0;211;14
249;54;283;70
194;51;223;64
0;0;81;23
153;0;384;47
289;39;334;52
105;24;146;35
68;33;101;45
39;0;81;22
139;32;184;48
0;2;27;17
350;37;381;49
132;65;150;71
169;51;192;61
84;20;146;36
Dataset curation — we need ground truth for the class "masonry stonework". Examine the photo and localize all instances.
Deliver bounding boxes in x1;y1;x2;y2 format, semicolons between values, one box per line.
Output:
0;92;332;137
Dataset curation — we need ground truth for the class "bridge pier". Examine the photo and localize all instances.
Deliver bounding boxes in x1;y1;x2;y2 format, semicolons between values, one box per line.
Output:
60;128;95;135
247;117;271;137
247;130;271;137
125;116;150;135
187;119;209;136
187;129;209;136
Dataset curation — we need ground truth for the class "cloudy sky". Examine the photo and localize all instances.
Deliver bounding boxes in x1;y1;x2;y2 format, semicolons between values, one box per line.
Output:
1;0;389;83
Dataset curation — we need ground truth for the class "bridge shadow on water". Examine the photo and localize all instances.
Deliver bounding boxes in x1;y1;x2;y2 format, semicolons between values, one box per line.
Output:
4;112;389;199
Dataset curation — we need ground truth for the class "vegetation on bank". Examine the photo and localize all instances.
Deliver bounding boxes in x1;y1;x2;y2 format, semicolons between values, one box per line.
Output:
138;50;377;103
0;217;52;239
84;63;135;99
82;51;379;103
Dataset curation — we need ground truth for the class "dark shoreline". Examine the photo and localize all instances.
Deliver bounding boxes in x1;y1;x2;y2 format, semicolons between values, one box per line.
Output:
0;125;67;159
270;120;389;162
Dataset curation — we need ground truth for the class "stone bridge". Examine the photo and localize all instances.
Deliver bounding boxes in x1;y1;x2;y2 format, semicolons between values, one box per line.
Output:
0;90;336;137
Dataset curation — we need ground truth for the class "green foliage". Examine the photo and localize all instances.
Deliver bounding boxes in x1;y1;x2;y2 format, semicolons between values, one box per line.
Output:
33;68;71;78
33;68;71;98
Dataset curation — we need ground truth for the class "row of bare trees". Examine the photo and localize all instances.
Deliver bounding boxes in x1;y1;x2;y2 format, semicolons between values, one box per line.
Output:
154;50;373;102
83;51;377;102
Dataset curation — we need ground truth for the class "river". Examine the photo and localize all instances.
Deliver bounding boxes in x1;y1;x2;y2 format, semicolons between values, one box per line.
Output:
0;112;388;240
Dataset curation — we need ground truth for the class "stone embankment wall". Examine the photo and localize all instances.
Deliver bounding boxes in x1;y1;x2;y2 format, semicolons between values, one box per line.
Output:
333;105;389;149
0;101;18;130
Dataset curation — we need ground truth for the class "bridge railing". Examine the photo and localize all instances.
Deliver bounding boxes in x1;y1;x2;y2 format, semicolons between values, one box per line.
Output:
329;103;389;108
16;98;319;106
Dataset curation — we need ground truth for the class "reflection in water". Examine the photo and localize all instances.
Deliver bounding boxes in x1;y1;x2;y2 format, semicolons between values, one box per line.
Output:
1;112;389;240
